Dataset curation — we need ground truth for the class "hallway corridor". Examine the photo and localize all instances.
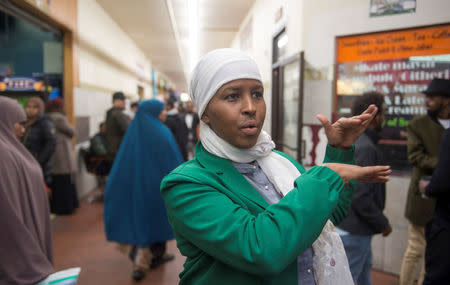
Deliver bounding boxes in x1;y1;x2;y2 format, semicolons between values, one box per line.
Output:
51;193;185;284
52;193;401;285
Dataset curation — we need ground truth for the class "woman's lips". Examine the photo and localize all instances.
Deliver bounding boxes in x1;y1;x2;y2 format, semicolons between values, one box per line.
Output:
240;125;258;135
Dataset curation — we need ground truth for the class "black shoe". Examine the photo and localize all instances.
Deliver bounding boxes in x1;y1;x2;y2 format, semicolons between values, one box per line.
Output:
150;254;175;269
128;246;137;262
132;269;145;281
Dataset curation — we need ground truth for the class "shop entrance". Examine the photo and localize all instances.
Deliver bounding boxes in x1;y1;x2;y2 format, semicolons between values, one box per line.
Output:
0;1;63;106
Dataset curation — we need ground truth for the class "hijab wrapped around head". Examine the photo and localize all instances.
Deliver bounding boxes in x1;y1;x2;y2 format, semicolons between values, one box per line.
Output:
104;99;184;246
189;48;277;163
188;49;353;284
24;96;45;128
26;96;45;114
0;96;54;284
190;48;262;118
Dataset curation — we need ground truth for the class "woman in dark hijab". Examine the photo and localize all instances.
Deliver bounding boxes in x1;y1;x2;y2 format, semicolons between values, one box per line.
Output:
46;98;79;215
0;96;54;284
22;96;56;186
104;99;184;281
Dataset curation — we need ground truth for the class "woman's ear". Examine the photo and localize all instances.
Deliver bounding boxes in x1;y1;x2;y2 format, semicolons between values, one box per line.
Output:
201;113;210;124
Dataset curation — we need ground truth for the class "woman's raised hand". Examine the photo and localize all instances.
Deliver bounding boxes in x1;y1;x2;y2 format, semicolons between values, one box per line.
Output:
316;105;378;149
323;163;391;185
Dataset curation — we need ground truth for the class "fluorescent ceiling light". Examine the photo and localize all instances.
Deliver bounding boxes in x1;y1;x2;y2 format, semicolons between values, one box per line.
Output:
180;92;190;102
188;0;199;71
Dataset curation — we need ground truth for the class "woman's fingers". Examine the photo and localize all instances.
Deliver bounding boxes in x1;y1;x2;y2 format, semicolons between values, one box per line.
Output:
316;114;332;130
353;105;378;125
360;165;392;182
361;104;378;117
340;117;362;127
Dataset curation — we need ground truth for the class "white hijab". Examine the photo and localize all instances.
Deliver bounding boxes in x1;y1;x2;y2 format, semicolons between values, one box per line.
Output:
189;48;352;284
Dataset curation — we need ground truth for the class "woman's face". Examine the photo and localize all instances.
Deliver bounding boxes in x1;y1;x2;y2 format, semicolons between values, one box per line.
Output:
13;123;25;139
202;79;266;149
25;102;40;118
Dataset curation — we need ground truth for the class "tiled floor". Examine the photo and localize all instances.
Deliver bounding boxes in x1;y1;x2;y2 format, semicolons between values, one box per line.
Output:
52;193;401;285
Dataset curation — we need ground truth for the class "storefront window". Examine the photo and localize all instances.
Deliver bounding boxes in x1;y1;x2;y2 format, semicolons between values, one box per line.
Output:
0;8;63;105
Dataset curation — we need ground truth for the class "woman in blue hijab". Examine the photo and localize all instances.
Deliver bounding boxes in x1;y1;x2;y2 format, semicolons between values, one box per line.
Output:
104;99;183;281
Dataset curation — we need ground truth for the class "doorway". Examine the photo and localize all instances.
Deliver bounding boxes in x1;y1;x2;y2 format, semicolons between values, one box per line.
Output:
271;28;305;162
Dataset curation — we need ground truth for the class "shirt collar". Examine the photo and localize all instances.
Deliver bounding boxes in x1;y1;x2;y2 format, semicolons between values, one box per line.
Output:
167;109;178;116
232;161;259;174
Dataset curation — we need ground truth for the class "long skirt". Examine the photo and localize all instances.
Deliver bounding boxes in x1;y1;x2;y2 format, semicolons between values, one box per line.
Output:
50;174;79;215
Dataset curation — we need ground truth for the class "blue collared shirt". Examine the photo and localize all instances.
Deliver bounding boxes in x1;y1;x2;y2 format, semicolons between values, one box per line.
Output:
232;160;316;285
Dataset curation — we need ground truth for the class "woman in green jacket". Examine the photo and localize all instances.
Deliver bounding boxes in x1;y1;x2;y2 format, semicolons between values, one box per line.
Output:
160;48;391;285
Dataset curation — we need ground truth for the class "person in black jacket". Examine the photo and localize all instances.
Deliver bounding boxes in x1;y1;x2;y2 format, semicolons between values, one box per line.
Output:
337;92;392;285
105;92;131;163
420;128;450;284
22;96;56;186
164;99;188;161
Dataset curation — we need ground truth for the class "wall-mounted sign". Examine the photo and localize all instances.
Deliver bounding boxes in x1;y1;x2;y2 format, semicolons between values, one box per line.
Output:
0;76;44;92
335;24;450;172
370;0;416;17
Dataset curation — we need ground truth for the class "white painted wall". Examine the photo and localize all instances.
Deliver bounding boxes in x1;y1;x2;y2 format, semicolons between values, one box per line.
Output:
75;0;154;197
231;0;450;276
78;0;152;101
231;0;287;133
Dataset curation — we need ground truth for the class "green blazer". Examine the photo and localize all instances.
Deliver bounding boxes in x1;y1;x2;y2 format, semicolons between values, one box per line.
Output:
161;143;355;285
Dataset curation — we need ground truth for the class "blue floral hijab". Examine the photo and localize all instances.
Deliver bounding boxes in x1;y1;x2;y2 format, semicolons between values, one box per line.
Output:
104;99;183;246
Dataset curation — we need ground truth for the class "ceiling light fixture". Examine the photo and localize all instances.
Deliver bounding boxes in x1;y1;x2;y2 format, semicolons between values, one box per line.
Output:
180;92;190;102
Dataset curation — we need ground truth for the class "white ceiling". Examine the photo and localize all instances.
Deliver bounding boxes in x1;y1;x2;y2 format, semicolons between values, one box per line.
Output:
95;0;255;91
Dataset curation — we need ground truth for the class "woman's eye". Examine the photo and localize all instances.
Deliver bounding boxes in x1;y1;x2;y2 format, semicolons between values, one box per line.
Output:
225;94;239;101
252;92;263;98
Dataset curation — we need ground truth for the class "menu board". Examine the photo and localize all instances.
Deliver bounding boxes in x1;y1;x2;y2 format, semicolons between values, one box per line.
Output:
335;24;450;172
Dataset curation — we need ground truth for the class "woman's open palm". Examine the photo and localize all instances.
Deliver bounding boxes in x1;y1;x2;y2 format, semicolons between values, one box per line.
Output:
316;105;378;149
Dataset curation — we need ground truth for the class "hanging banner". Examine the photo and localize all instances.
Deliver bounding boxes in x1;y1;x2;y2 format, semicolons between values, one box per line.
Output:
335;24;450;172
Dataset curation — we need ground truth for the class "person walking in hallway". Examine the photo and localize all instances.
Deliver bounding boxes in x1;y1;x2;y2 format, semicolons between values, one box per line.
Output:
22;96;56;186
0;97;54;284
400;78;450;285
104;99;183;282
105;91;131;164
337;92;392;285
165;99;189;161
46;98;79;215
